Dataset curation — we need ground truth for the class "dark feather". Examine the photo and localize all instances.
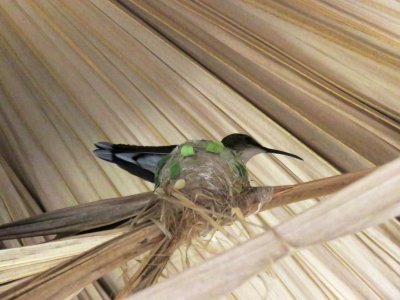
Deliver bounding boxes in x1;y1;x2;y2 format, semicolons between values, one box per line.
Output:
94;143;176;182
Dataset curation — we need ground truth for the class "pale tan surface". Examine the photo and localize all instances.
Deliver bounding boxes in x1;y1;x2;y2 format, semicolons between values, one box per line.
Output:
0;0;399;299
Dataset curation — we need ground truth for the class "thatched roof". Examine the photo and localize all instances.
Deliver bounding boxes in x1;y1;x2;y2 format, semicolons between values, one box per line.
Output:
0;0;399;299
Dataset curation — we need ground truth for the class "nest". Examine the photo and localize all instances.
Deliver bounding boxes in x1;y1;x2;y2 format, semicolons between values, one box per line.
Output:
155;140;251;238
108;140;255;297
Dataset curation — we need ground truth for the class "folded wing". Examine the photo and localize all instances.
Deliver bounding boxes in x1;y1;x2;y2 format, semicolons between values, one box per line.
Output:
94;142;177;182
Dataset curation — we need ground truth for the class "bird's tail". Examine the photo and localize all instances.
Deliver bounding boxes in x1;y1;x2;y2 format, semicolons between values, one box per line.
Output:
93;142;156;182
94;142;141;164
93;142;116;162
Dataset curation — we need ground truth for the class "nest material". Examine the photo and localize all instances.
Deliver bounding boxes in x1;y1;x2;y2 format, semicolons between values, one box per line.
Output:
114;141;254;297
155;140;251;237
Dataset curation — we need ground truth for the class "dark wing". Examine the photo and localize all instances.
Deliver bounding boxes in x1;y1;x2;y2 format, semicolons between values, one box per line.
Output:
93;142;177;182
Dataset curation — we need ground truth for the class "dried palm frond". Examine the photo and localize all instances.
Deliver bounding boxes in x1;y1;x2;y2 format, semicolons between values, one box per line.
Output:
0;0;398;299
0;163;378;298
120;0;400;170
132;157;400;300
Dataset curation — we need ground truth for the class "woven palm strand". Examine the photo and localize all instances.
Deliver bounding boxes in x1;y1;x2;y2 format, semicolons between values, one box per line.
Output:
0;0;399;299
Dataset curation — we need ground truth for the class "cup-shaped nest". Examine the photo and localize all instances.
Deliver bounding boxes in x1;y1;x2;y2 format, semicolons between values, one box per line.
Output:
155;140;250;218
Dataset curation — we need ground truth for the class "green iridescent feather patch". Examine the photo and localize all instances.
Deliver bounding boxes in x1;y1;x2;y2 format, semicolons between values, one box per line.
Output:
235;162;248;177
206;141;224;154
180;144;195;157
170;161;181;178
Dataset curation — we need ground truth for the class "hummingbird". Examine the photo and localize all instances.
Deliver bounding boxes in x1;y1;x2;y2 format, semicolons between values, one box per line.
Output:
94;133;302;183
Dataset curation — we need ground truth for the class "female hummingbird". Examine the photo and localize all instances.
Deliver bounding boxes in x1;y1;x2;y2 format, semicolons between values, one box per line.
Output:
94;133;302;183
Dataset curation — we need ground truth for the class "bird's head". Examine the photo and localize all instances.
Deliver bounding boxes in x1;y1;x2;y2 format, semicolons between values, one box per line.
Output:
221;133;303;162
221;133;261;152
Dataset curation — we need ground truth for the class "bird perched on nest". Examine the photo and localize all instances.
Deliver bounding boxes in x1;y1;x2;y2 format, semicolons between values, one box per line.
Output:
93;133;302;183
